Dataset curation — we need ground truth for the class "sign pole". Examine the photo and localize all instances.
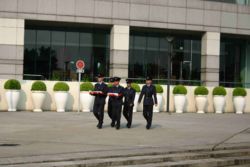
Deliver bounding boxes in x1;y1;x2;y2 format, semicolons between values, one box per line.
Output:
75;60;85;114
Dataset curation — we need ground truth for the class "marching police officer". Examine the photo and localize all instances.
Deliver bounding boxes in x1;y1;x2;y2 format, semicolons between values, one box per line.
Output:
138;77;157;130
90;74;108;129
123;79;136;128
107;77;114;126
108;77;124;130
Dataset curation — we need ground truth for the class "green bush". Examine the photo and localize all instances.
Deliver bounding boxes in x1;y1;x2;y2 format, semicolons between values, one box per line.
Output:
194;86;208;96
31;81;47;91
107;83;113;88
173;85;187;95
212;86;227;96
4;79;21;90
233;87;247;97
131;83;141;92
53;82;69;92
80;82;94;91
155;84;163;93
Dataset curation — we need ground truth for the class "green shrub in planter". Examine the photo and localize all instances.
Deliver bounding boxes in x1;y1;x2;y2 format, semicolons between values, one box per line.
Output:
212;86;227;96
107;83;113;88
131;83;141;92
80;82;94;91
155;84;163;93
4;79;21;90
31;81;47;91
194;86;208;96
233;87;247;97
53;82;69;92
173;85;187;95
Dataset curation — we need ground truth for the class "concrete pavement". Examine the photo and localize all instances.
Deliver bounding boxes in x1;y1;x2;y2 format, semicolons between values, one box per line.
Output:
0;112;250;162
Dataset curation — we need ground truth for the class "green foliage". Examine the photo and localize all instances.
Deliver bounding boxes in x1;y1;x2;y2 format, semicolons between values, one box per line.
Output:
53;82;69;91
233;87;247;97
80;82;94;91
155;84;163;93
131;83;141;92
212;86;227;96
31;81;47;91
173;85;187;95
107;83;113;88
4;79;21;90
194;86;209;95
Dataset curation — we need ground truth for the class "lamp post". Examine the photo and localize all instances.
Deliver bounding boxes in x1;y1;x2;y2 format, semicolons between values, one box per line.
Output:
166;36;174;113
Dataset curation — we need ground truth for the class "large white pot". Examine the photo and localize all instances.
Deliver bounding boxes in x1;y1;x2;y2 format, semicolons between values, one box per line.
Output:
133;93;139;112
5;90;20;112
153;94;163;112
80;91;94;112
213;96;226;114
195;95;207;114
54;91;68;112
174;94;186;113
233;96;245;114
31;91;46;112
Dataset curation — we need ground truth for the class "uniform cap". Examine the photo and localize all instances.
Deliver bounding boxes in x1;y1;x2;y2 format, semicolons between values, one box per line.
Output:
96;73;104;78
109;77;114;82
126;79;132;84
113;77;121;82
146;76;153;81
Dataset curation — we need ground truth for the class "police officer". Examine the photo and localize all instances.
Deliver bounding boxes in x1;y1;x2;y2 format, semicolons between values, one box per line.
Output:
138;77;157;129
108;77;124;130
123;79;136;128
107;77;114;126
90;74;108;129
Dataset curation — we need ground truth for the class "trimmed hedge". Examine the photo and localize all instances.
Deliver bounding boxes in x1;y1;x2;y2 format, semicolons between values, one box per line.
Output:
194;86;208;96
53;82;69;91
31;81;47;91
155;84;163;93
233;87;247;97
131;83;141;92
173;85;187;95
212;86;227;96
4;79;21;90
107;83;113;88
80;82;94;91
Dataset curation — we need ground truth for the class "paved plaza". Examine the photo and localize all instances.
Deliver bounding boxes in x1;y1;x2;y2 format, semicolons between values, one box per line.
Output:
0;112;250;159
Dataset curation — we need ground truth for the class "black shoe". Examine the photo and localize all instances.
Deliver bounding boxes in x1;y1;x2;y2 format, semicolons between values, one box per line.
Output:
111;122;115;127
116;125;120;130
127;123;131;129
146;124;151;130
97;122;102;129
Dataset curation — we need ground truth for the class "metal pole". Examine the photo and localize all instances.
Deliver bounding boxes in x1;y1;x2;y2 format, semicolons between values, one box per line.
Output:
167;37;174;113
78;72;81;113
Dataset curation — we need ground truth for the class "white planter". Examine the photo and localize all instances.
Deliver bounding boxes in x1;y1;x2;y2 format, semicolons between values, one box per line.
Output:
233;96;245;114
213;96;226;114
133;93;140;112
153;94;163;112
195;95;207;114
54;91;68;112
31;91;46;112
174;94;186;113
5;90;20;112
80;91;94;112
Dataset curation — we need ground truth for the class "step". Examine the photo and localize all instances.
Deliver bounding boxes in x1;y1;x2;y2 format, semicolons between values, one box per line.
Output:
3;149;250;167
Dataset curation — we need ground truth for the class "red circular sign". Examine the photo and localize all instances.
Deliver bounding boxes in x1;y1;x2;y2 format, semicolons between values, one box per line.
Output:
76;60;85;69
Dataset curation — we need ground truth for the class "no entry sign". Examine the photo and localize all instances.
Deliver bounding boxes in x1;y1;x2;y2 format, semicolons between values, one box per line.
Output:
76;60;85;69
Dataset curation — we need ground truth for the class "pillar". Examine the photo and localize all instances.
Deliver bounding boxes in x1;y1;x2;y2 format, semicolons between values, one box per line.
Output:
109;25;130;81
0;18;24;79
201;32;221;86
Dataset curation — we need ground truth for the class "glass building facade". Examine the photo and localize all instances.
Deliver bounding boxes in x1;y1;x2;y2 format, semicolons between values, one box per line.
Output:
24;23;110;81
220;35;250;87
129;29;201;84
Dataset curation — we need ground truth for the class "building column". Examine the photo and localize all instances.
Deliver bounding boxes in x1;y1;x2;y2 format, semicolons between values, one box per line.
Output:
109;25;129;81
201;32;221;86
0;18;24;79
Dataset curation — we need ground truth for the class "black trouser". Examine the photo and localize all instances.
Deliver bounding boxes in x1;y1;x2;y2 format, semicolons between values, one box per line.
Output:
143;105;153;127
107;99;112;120
93;103;105;124
123;103;133;126
111;102;122;127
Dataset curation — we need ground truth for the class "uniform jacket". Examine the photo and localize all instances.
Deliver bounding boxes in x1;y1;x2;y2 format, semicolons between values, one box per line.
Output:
93;82;108;105
138;84;157;106
124;87;136;106
108;85;124;105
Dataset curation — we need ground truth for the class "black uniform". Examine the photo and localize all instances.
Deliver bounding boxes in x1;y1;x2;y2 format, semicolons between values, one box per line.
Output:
138;84;157;129
92;82;108;128
109;85;124;129
123;87;136;128
107;78;114;122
